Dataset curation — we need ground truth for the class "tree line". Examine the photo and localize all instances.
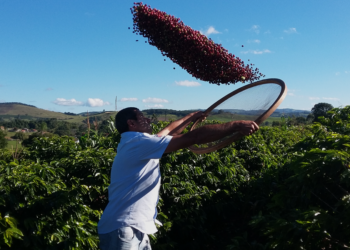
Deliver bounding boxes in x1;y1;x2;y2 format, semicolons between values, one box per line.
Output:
0;103;336;150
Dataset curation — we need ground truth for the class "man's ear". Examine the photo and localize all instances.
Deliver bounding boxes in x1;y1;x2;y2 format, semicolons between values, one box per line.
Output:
127;119;135;129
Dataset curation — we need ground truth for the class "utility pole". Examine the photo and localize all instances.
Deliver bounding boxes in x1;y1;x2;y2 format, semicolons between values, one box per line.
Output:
115;96;117;111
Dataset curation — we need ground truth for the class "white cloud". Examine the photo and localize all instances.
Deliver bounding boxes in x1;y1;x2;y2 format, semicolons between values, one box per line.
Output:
142;98;169;103
309;97;320;100
250;25;260;34
53;98;110;107
323;97;340;101
87;98;111;107
145;104;164;108
264;30;271;34
241;49;271;55
120;97;138;102
249;39;260;44
53;98;84;106
175;80;201;87
284;27;297;34
345;71;349;74
202;26;220;36
287;89;297;97
335;72;340;76
45;87;53;91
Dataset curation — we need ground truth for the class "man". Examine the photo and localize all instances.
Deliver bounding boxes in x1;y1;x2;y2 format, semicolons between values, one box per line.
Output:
98;107;259;250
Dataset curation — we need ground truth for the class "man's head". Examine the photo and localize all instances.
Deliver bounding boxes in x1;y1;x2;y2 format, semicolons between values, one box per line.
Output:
115;107;152;134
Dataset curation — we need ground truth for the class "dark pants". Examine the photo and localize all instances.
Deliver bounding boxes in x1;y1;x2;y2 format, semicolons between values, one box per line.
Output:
99;227;152;250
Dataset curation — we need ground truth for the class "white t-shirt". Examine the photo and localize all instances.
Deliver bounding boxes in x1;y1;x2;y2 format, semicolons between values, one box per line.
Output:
98;132;172;235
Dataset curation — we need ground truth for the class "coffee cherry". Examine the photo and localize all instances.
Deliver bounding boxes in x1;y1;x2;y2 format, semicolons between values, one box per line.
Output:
131;2;264;85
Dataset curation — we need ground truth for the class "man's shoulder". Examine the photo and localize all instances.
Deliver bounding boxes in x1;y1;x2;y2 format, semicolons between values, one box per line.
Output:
120;132;162;146
121;132;156;140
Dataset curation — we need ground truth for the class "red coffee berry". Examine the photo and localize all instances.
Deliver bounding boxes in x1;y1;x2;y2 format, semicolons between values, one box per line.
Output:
132;3;264;85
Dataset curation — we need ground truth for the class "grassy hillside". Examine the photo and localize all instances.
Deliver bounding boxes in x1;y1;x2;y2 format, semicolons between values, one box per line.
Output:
0;103;80;121
0;103;118;124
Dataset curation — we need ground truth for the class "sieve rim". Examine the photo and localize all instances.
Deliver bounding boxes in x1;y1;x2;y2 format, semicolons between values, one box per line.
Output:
188;78;287;154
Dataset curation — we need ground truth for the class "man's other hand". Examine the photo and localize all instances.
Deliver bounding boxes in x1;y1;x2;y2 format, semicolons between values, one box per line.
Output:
189;111;207;122
236;121;259;136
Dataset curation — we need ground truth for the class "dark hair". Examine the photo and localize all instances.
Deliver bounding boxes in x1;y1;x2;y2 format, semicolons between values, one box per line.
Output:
115;107;138;134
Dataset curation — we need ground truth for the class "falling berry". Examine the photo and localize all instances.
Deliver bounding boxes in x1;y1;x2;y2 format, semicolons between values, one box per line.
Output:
131;2;264;85
128;27;130;29
164;59;166;61
136;40;138;42
242;45;244;47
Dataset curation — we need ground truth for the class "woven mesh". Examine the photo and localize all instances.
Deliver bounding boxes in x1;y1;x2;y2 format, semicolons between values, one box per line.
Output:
190;82;283;150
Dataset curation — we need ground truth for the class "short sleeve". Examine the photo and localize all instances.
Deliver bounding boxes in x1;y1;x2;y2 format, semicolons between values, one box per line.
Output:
135;134;172;160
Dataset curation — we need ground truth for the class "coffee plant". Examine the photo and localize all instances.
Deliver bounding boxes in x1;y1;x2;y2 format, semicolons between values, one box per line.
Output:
0;107;350;249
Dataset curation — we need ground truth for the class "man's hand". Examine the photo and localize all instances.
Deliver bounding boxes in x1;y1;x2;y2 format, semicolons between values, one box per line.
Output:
188;111;207;123
236;121;259;136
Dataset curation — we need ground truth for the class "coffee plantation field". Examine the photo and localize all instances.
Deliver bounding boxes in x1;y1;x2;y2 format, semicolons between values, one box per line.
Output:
0;106;349;249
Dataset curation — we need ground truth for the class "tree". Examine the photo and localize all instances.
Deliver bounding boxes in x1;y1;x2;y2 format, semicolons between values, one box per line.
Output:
306;113;314;123
272;121;280;127
295;116;306;125
22;132;55;147
12;132;28;141
0;130;8;146
55;123;71;136
311;103;334;122
0;130;8;149
40;122;47;133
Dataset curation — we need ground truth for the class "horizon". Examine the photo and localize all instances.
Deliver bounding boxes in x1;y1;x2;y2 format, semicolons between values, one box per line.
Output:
0;101;312;114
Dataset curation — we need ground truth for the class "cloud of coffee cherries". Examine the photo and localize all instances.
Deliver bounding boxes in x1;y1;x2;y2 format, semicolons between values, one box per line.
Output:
131;2;265;85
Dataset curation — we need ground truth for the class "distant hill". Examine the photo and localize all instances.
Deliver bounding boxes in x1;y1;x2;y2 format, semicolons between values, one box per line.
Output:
0;103;81;121
0;103;118;123
142;108;311;117
271;108;310;117
0;102;37;108
211;108;310;117
78;111;115;116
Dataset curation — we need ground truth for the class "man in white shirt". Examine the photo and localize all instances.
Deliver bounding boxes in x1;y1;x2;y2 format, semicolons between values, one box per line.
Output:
98;107;259;250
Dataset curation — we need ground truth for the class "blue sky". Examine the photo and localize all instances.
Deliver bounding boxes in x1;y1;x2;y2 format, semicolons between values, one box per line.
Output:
0;0;349;113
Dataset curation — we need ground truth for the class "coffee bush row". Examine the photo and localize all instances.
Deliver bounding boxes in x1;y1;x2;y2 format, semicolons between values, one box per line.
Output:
1;106;349;249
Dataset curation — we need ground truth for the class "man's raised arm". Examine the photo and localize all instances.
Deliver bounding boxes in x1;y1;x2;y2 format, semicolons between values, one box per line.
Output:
157;111;206;137
164;120;259;153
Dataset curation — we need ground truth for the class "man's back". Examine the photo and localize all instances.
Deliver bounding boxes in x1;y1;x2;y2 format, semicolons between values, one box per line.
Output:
98;131;172;235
